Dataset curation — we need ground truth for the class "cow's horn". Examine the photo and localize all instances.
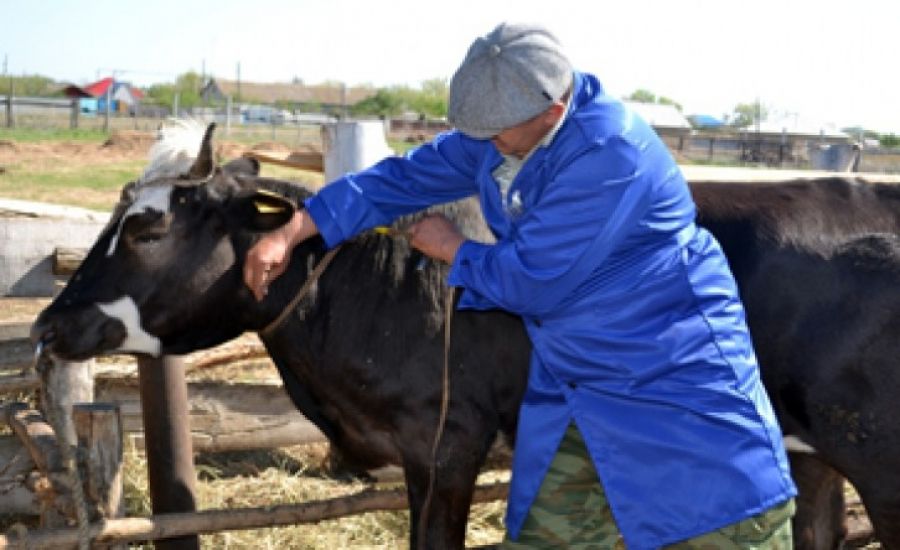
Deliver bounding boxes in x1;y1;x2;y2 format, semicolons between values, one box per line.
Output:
187;122;217;179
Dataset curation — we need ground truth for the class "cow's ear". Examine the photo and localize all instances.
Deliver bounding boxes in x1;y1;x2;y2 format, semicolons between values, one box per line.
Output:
187;123;217;179
228;188;296;232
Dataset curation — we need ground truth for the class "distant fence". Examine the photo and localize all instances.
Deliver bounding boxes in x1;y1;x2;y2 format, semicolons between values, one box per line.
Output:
675;131;900;174
7;96;900;173
2;95;80;129
2;95;325;147
856;147;900;174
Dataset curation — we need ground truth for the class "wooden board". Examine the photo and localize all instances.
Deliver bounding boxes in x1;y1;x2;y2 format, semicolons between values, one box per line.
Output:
95;376;326;453
243;150;324;173
0;322;35;373
0;434;39;515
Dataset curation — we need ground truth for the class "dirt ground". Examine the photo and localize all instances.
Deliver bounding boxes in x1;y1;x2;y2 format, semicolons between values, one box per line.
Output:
0;130;315;168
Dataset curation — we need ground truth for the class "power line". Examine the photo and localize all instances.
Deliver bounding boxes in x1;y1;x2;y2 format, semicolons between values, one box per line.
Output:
95;67;187;84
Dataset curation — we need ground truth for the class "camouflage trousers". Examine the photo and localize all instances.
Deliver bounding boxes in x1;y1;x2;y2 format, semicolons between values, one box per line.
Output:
500;424;795;549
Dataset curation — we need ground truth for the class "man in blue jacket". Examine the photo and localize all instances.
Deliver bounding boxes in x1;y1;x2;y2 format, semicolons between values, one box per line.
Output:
245;22;797;549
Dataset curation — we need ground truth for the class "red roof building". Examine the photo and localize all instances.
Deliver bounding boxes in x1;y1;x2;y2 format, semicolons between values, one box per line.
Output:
63;77;144;104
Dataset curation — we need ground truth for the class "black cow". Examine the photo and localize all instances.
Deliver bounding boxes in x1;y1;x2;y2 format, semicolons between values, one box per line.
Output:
692;179;900;548
32;124;900;548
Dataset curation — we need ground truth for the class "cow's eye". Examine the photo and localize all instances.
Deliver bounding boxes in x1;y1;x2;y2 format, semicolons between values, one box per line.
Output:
134;231;166;244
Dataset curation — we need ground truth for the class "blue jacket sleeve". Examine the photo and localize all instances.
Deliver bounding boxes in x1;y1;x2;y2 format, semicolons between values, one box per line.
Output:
305;131;482;248
448;137;651;318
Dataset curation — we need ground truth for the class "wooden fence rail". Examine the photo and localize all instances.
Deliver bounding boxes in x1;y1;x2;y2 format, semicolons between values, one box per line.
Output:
0;482;511;549
2;95;78;130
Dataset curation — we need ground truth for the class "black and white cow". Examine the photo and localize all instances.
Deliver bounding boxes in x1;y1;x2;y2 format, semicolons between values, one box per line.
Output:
33;122;531;549
32;123;900;548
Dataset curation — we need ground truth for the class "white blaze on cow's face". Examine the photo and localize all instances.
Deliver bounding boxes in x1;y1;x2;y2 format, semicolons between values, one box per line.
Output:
96;296;162;356
106;185;174;256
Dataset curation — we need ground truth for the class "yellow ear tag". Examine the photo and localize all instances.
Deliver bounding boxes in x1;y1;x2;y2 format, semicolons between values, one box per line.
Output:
255;189;285;199
373;226;393;235
254;201;287;214
252;189;291;214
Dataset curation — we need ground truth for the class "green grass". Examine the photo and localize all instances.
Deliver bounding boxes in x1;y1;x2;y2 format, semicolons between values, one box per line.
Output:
0;159;146;212
0;127;110;143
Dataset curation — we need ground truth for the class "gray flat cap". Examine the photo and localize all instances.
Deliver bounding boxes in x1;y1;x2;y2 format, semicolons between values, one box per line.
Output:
448;22;573;139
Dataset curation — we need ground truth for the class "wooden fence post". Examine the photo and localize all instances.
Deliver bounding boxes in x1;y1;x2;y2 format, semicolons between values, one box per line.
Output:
103;85;111;133
39;357;94;443
5;79;14;128
69;98;79;130
73;403;125;549
4;402;69;527
137;355;199;550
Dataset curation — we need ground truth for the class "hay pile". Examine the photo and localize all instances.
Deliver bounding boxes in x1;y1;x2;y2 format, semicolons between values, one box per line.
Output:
122;442;508;548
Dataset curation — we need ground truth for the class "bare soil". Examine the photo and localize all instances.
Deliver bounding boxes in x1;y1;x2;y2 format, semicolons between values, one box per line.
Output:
0;130;323;169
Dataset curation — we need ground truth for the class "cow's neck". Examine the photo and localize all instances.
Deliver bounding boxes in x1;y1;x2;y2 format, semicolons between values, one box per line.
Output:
259;245;341;337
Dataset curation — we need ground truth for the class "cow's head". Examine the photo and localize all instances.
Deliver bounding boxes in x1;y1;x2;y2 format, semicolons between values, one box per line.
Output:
31;121;306;360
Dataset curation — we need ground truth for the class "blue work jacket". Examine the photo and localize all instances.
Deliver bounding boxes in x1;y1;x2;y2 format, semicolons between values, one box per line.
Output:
305;72;796;549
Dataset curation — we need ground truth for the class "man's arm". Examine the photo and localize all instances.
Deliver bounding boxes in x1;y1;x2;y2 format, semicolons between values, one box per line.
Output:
244;131;482;300
244;209;319;301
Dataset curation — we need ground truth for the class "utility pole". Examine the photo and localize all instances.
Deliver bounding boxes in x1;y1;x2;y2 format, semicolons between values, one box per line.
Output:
201;59;208;107
236;62;241;104
2;54;7;76
755;97;761;135
103;83;111;133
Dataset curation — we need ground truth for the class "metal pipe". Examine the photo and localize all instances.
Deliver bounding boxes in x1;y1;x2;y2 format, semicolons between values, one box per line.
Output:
137;355;199;550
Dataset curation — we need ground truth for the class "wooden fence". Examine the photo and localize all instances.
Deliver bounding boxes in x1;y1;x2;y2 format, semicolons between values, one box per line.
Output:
2;96;79;130
1;97;325;148
0;325;512;548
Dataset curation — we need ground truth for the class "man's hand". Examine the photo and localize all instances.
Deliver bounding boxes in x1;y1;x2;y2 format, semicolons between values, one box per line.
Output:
407;213;465;264
244;210;318;301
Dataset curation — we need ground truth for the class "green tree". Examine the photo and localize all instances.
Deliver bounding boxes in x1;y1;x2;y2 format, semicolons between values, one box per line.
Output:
626;89;657;103
730;101;768;128
657;95;682;112
351;79;448;119
411;78;449;118
351;89;405;117
842;126;872;138
625;89;682;111
880;133;900;148
144;71;203;109
0;74;60;97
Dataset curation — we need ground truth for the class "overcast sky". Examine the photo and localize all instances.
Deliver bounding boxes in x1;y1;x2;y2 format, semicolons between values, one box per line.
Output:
4;0;899;133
